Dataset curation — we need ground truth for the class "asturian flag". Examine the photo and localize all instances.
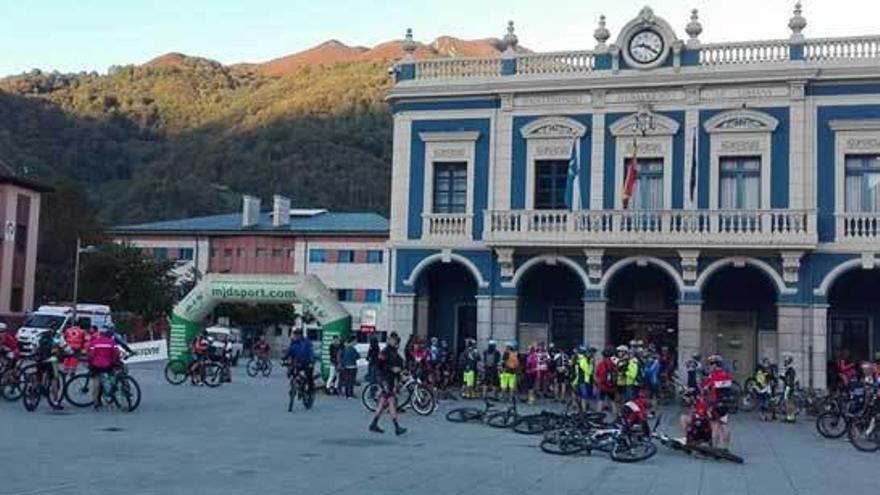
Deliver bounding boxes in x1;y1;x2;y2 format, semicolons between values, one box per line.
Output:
564;138;582;210
622;135;639;209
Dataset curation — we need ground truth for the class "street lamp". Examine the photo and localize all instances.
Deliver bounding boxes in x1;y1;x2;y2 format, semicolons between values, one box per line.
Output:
72;237;98;323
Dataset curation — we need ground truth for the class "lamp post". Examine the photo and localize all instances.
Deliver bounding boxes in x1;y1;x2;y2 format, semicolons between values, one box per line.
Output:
72;238;98;324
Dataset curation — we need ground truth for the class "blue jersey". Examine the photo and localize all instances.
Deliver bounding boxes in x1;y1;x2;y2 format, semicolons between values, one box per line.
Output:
284;338;314;365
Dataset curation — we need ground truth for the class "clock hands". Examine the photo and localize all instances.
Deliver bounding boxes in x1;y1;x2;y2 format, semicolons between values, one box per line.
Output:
636;43;659;55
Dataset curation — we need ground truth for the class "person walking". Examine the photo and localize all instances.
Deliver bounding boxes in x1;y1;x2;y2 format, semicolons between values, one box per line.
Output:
369;333;407;436
366;337;380;385
340;336;359;398
326;335;342;395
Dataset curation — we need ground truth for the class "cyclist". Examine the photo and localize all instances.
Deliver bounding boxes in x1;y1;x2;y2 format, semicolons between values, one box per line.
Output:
369;332;406;436
481;340;500;399
62;323;87;377
643;352;660;402
427;337;443;385
781;355;797;422
30;329;65;410
701;354;733;450
685;353;703;390
499;342;519;401
0;322;19;366
460;339;480;399
254;335;271;361
552;345;571;402
409;337;429;382
87;327;120;409
836;350;857;391
755;360;773;421
326;335;342;395
282;329;315;394
189;330;211;384
571;346;594;412
595;348;617;413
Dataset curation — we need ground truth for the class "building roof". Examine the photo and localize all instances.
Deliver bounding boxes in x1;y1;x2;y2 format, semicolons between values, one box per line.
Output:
108;211;389;236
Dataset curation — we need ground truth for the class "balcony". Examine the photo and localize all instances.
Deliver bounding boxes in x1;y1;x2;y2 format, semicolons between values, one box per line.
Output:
484;209;818;249
836;212;880;244
422;213;473;241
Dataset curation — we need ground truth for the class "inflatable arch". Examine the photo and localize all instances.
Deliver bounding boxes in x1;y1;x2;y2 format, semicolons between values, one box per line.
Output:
169;273;351;376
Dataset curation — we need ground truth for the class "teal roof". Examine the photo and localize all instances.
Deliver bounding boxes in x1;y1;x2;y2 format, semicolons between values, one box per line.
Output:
109;211;388;235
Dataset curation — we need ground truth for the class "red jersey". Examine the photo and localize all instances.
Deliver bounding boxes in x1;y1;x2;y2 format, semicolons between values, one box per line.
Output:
64;326;87;352
701;368;733;404
0;332;19;358
595;358;616;392
411;347;428;363
87;334;119;369
192;337;209;356
254;341;270;358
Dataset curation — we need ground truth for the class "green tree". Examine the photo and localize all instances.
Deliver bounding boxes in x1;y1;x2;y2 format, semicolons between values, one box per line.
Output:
78;243;177;329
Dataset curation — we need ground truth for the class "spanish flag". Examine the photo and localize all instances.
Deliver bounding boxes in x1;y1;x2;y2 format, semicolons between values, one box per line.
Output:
622;135;638;209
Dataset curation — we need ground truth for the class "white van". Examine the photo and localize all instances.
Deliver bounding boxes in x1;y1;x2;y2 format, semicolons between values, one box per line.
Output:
16;304;113;357
206;326;244;365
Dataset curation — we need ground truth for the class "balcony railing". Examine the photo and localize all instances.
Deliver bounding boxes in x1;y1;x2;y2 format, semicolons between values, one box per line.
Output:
836;212;880;242
398;35;880;82
422;213;473;240
484;209;817;248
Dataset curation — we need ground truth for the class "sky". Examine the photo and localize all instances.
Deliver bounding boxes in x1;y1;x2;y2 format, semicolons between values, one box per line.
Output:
2;0;879;76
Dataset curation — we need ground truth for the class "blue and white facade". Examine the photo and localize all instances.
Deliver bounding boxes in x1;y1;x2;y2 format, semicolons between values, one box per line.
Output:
386;5;880;389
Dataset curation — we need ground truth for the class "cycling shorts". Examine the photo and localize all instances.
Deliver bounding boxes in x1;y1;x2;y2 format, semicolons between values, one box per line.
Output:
500;372;517;391
578;383;593;399
483;368;498;386
463;371;476;388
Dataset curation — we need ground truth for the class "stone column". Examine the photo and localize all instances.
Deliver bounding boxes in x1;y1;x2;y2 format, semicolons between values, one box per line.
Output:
387;293;415;344
584;299;607;350
810;304;829;390
678;303;702;371
492;296;518;345
476;296;492;349
777;305;809;384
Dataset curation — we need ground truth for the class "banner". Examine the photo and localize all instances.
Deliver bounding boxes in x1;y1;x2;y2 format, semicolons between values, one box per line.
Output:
126;339;169;363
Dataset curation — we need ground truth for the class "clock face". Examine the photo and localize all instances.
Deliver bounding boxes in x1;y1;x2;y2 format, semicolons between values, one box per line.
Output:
628;29;664;64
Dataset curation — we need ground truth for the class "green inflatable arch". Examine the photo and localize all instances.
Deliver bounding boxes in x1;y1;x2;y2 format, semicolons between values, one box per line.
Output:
169;273;351;376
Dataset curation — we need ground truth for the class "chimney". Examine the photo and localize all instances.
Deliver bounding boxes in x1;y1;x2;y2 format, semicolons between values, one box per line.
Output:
242;195;261;228
272;195;291;228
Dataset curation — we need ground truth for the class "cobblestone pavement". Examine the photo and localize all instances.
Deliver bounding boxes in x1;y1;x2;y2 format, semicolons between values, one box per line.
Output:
1;362;874;495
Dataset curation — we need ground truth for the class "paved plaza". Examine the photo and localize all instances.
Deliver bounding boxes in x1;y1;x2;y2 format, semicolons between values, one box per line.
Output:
1;362;874;495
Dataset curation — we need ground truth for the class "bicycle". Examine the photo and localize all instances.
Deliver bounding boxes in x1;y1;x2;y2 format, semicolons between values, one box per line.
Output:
65;357;141;411
362;371;436;416
539;423;657;463
446;397;512;424
164;357;223;387
651;415;744;463
246;356;272;378
0;358;24;401
285;363;314;411
21;360;66;412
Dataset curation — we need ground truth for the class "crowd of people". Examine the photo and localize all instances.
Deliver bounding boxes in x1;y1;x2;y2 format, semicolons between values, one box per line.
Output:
0;321;135;410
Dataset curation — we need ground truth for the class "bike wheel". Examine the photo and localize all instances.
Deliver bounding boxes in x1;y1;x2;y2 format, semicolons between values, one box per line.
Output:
848;418;880;453
361;383;381;412
114;376;142;412
64;373;94;407
445;408;482;423
610;437;657;463
261;360;272;378
164;360;189;385
202;363;223;388
816;411;848;439
513;414;548;435
22;376;40;412
1;367;22;401
246;359;259;378
302;386;315;410
46;373;66;409
540;429;586;455
487;410;517;428
410;385;436;416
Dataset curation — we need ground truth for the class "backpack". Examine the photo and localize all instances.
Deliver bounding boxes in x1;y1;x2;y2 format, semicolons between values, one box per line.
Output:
88;336;118;369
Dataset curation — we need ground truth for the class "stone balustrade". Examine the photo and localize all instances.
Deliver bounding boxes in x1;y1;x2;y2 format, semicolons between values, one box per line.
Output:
413;57;502;80
699;39;790;66
397;35;880;82
516;51;595;75
836;212;880;241
804;35;880;61
484;209;817;248
422;213;473;240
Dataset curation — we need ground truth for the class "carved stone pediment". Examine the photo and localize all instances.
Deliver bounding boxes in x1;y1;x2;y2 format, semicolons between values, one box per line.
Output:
704;109;779;134
520;116;588;139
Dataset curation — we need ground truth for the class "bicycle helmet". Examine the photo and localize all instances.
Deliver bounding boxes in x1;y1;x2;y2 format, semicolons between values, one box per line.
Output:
616;345;628;353
691;353;701;361
0;322;7;331
602;348;613;358
488;339;496;347
783;355;794;366
707;354;722;365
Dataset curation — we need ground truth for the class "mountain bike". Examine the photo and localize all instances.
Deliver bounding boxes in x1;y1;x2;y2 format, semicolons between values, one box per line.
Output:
513;409;608;435
816;385;871;438
651;415;744;463
246;356;272;378
164;357;223;387
362;371;436;416
446;397;511;424
65;357;141;411
539;423;657;463
0;358;24;401
286;364;314;411
21;361;65;412
486;396;520;428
